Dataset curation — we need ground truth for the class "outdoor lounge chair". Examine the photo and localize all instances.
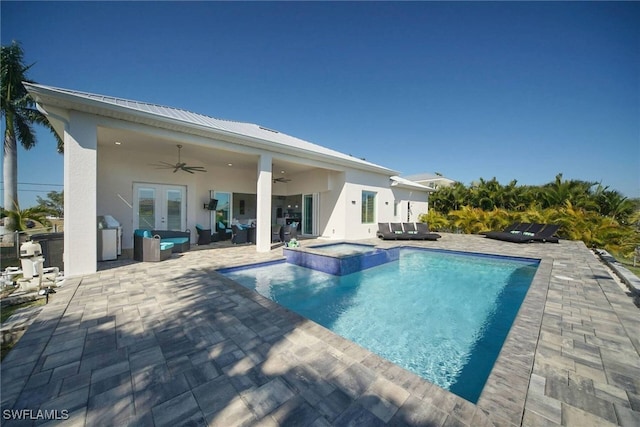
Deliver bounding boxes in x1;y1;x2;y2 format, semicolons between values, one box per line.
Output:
483;223;531;237
414;222;441;241
480;222;525;235
484;223;553;243
377;223;396;240
390;222;413;240
532;224;560;243
402;222;420;238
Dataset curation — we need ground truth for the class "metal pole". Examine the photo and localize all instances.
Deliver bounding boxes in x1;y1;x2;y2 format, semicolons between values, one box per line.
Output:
15;231;20;259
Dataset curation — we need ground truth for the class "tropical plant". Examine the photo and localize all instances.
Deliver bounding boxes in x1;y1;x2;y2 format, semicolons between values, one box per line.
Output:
448;206;489;234
591;184;635;223
430;182;469;213
1;41;63;228
540;173;597;210
418;210;449;232
0;205;51;232
36;190;64;218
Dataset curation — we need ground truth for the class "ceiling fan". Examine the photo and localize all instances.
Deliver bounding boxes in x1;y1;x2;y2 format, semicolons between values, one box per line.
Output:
273;177;292;184
151;145;207;174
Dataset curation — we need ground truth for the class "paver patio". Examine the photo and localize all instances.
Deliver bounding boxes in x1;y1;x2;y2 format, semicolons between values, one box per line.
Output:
1;233;639;426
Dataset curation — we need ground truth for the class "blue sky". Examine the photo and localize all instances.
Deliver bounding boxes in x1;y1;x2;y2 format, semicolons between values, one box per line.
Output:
2;1;639;208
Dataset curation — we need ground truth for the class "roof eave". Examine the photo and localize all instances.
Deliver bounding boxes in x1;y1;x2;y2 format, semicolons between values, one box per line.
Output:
24;82;398;176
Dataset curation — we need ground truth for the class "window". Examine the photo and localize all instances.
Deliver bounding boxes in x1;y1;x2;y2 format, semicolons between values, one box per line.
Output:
361;191;376;224
394;200;399;217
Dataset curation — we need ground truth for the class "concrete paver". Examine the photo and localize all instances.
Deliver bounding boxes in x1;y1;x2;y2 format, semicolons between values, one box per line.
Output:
1;234;639;426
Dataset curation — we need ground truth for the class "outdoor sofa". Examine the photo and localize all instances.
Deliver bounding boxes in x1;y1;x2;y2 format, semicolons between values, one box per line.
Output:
133;229;174;262
133;228;190;253
150;229;191;252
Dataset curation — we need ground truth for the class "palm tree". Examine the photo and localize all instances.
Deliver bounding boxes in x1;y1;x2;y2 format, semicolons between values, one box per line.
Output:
592;184;635;224
540;173;597;210
1;41;63;236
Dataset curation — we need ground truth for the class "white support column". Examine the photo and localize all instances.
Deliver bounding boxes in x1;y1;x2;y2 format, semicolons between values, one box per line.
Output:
64;112;98;276
256;154;272;252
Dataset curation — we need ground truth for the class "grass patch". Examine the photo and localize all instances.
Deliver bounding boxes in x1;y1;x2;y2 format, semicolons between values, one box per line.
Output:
610;252;640;278
0;298;46;361
1;298;46;324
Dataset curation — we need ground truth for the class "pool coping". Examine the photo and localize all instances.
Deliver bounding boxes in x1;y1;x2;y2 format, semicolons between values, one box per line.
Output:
477;256;552;424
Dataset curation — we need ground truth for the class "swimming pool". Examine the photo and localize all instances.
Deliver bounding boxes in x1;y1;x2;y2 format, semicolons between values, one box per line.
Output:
220;248;539;403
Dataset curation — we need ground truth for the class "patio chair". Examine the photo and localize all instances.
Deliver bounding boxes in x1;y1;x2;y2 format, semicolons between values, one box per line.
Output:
281;224;298;243
216;221;232;241
195;225;212;245
272;225;282;243
231;225;249;244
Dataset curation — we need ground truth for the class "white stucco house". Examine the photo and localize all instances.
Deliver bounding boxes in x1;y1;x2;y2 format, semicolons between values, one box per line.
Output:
25;83;434;277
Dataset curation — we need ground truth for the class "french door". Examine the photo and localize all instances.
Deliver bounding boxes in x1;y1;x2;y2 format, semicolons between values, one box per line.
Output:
134;183;186;231
302;193;319;235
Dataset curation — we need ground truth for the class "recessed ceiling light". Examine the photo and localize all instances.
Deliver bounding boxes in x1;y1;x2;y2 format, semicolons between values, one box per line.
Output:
228;163;233;167
281;170;285;174
115;141;122;145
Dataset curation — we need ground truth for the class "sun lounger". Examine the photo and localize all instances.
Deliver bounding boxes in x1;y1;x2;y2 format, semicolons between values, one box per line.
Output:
532;224;560;243
414;222;441;241
377;222;440;241
390;222;413;240
377;222;395;240
484;223;559;243
480;222;523;235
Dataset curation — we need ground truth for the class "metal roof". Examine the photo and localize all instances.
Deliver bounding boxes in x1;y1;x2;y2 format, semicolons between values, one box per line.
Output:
24;83;398;175
403;172;455;182
390;175;435;192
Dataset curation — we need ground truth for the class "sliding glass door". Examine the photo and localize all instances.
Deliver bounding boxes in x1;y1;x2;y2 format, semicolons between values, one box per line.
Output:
302;193;318;235
213;191;232;228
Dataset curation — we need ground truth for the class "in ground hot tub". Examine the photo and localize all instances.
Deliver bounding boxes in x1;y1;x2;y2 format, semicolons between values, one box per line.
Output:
283;242;399;275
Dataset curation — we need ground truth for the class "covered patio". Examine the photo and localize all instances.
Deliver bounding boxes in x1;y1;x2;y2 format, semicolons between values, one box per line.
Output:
26;83;432;278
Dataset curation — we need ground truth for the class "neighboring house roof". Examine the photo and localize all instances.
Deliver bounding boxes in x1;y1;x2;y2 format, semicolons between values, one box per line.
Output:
404;172;456;188
390;176;435;192
24;83;398;176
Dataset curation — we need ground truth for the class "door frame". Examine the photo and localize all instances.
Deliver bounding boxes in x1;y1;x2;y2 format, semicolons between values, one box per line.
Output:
302;193;319;236
133;182;187;231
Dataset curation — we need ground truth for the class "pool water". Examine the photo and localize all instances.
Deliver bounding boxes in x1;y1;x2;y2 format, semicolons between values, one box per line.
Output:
221;248;538;403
